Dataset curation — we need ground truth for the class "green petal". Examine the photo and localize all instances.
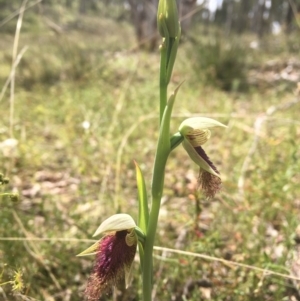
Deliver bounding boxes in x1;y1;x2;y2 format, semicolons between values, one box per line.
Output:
93;213;136;237
124;260;134;289
182;139;220;178
76;241;99;257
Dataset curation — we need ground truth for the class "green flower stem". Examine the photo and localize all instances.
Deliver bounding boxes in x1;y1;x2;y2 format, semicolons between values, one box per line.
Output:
142;139;172;300
142;45;170;300
142;87;179;301
142;2;180;296
159;41;168;123
142;113;169;301
143;142;169;299
142;194;161;301
138;241;145;272
142;103;169;301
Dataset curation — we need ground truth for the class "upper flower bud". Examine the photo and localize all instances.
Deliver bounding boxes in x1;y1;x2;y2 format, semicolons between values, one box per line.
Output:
179;117;226;198
157;0;180;38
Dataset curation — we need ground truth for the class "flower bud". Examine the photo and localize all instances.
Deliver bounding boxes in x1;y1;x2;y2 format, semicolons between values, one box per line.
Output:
157;0;180;38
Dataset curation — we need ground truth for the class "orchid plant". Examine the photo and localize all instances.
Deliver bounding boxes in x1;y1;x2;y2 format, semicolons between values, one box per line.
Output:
78;0;226;300
0;174;18;203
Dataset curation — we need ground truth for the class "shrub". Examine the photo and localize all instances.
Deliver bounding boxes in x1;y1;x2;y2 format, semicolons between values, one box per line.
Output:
188;34;249;91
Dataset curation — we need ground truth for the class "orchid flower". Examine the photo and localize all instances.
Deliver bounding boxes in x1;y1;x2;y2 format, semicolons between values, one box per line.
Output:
179;117;227;198
77;214;141;300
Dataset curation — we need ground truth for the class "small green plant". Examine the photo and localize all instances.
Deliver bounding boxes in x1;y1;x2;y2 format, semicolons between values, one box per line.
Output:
0;268;24;293
78;1;226;300
0;173;19;203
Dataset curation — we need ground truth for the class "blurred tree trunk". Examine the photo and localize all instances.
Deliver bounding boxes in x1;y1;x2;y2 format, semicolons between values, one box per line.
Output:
214;3;227;26
79;0;88;14
79;0;86;14
180;0;197;34
286;1;293;32
128;0;196;51
127;0;158;50
215;0;234;35
270;0;284;26
237;0;252;33
286;0;300;33
251;0;266;37
225;0;234;36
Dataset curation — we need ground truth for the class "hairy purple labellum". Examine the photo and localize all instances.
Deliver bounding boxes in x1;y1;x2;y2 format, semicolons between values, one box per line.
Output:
194;146;219;174
195;146;221;198
85;230;137;300
198;169;222;198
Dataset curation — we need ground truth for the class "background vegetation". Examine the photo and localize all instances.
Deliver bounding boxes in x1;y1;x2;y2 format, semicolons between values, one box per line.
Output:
0;1;300;301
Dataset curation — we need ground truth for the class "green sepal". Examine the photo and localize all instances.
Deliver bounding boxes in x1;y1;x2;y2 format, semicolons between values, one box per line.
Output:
179;117;227;134
182;139;220;178
134;161;149;234
76;241;99;257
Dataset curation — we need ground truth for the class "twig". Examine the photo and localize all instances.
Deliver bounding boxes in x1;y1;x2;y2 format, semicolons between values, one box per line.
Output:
153;246;300;283
1;236;299;282
287;0;300;29
11;210;62;290
10;0;28;138
0;0;42;28
0;237;95;242
0;46;28;103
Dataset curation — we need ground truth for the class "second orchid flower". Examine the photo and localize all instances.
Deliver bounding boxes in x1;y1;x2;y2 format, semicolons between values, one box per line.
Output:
77;214;144;300
178;117;227;198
